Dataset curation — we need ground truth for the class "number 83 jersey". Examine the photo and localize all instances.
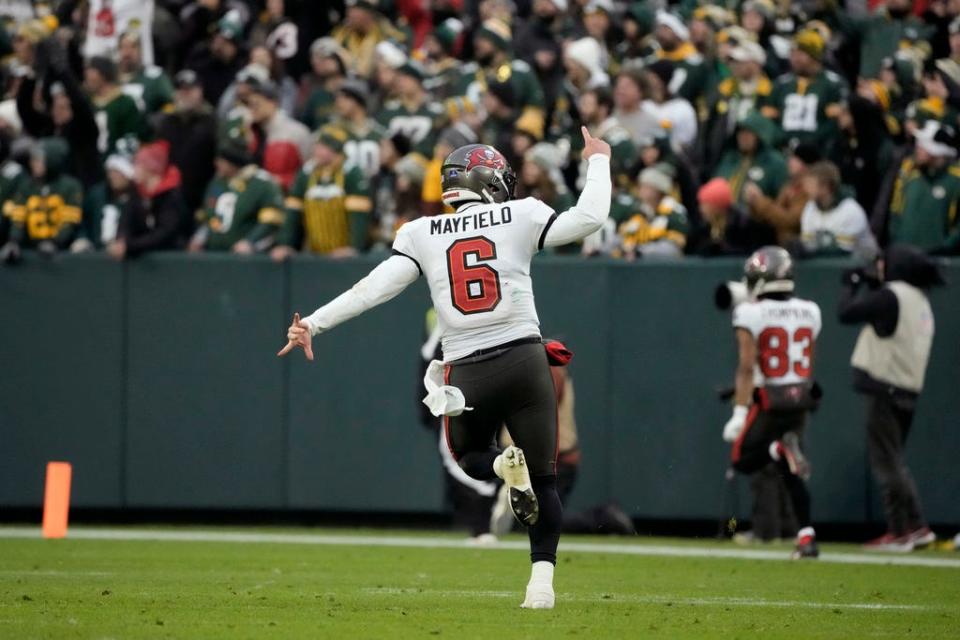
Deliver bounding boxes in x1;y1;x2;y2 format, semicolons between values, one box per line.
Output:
733;297;822;387
392;198;558;361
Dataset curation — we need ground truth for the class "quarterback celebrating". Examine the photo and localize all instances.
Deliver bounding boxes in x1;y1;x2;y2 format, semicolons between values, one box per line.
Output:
279;127;612;608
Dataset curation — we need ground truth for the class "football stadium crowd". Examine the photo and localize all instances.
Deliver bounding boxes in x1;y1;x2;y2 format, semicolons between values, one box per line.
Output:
0;0;959;262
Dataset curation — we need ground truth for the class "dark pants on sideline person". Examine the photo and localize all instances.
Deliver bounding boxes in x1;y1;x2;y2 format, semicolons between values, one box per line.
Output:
865;393;927;536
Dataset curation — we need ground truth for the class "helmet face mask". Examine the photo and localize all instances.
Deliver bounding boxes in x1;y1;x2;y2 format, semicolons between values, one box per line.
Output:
743;246;795;299
441;144;517;207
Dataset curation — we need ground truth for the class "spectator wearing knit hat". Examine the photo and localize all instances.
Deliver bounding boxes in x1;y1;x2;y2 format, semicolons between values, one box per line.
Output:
335;79;387;179
875;120;960;253
189;133;285;254
299;37;350;130
618;164;689;258
454;19;546;141
763;28;848;157
703;40;774;173
648;10;709;103
478;79;517;153
82;152;137;251
376;60;447;158
836;79;899;213
688;176;777;256
102;140;186;259
713;110;787;206
744;142;822;246
332;0;409;79
185;13;247;106
155;70;218;215
272;125;373;261
247;80;312;190
421;18;465;100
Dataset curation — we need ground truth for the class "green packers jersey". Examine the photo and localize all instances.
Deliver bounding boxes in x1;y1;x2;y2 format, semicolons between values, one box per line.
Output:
281;161;372;253
618;195;689;251
340;118;386;179
0;160;30;241
376;99;446;157
454;59;545;112
122;65;175;114
301;87;336;130
766;70;848;153
905;97;960;130
197;166;285;251
93;90;146;156
8;175;83;247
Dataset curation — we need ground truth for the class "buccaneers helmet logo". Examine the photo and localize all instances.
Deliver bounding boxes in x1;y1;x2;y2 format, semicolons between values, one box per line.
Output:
465;147;507;171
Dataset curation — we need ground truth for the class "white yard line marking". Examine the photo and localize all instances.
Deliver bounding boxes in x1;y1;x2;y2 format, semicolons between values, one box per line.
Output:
360;587;930;611
1;527;958;570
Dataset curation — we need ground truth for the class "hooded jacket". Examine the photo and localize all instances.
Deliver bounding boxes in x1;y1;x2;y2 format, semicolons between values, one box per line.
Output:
9;137;83;248
713;111;788;204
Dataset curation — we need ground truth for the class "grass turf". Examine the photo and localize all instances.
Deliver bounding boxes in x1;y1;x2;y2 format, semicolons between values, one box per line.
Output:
1;528;958;639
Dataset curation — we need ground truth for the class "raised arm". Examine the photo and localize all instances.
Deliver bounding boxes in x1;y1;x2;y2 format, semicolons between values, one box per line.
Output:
277;255;421;360
541;127;612;248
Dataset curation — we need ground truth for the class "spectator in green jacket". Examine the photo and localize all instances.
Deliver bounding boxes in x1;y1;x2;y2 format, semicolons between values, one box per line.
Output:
1;137;82;262
118;30;175;116
189;136;285;254
882;120;960;254
713;111;787;205
823;0;934;78
84;56;146;157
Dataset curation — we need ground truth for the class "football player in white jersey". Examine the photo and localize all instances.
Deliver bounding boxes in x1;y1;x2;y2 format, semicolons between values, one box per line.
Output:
278;127;612;608
722;246;823;559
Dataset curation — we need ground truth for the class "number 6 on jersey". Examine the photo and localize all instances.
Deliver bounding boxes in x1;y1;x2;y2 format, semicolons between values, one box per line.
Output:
446;237;502;314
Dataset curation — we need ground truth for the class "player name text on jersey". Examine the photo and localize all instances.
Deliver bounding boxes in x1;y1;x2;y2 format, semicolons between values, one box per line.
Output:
430;206;513;235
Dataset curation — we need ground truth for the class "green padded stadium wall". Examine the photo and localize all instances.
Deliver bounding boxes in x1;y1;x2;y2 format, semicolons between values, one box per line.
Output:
1;254;957;526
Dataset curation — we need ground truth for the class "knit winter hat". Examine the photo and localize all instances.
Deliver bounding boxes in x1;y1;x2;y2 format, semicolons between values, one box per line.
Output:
337;78;371;108
914;120;958;158
790;141;822;165
316;125;349;154
86;56;118;83
565;37;604;78
487;79;516;108
697;177;733;210
475;19;512;51
432;18;464;54
645;59;675;90
638;165;673;194
106;154;135;180
655;10;690;41
729;40;766;65
794;28;825;62
134;140;170;175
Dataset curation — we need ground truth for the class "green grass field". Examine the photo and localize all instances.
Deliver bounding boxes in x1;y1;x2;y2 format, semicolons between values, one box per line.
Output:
1;526;958;639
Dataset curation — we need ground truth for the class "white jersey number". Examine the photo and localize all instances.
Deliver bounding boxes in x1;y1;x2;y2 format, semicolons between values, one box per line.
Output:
782;94;819;132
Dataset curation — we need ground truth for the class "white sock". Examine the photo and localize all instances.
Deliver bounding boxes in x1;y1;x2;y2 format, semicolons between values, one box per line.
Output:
529;561;554;587
768;442;781;461
797;526;815;540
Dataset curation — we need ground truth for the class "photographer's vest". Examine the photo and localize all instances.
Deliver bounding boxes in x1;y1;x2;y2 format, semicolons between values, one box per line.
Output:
851;281;934;393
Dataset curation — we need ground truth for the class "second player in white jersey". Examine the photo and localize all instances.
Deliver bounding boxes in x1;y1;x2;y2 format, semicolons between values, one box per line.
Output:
733;297;822;387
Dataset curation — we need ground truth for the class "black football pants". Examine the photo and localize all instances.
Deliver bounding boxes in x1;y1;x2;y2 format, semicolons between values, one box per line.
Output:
443;341;561;564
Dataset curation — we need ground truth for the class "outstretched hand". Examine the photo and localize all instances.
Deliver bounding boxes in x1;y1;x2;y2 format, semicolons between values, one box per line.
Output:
581;126;611;160
277;312;314;361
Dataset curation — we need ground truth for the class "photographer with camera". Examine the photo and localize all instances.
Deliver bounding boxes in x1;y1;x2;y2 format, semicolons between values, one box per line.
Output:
838;245;945;552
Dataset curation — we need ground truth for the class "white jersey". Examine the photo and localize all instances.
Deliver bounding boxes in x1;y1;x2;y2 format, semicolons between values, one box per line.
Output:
732;297;822;386
300;155;612;357
392;198;556;361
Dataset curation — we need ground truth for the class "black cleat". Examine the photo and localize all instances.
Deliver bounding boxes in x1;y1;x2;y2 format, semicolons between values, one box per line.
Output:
509;487;540;527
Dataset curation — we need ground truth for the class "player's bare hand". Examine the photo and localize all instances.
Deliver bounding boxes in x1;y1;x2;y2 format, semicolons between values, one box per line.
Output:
277;312;314;361
581;126;611;159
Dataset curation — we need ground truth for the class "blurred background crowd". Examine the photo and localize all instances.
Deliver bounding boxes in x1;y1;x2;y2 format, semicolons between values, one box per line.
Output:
0;0;959;263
